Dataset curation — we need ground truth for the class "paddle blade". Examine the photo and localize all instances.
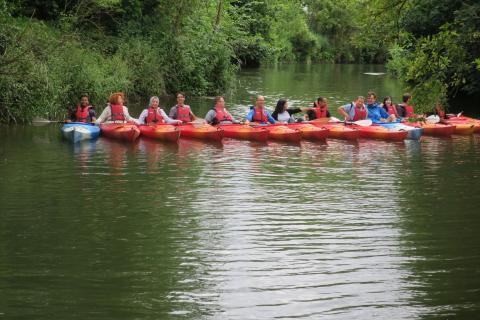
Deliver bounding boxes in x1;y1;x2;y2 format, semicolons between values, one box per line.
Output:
353;119;372;126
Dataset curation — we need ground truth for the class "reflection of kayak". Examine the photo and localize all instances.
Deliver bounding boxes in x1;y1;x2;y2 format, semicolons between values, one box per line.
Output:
352;125;407;141
406;122;455;137
286;123;328;140
217;124;268;141
254;124;302;142
378;122;423;140
138;124;180;142
320;123;359;140
61;122;100;143
177;123;223;141
100;123;140;142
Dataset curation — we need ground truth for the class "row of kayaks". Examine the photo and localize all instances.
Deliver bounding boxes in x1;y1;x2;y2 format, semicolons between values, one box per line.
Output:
61;116;480;144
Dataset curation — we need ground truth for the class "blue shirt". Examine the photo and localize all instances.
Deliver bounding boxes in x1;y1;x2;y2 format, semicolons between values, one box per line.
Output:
366;103;390;123
246;107;276;124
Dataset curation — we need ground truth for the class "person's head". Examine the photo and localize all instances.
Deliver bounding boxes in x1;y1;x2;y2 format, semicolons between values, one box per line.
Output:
402;93;412;104
367;91;376;105
214;96;225;109
383;96;392;106
80;94;89;107
176;92;185;105
149;96;160;108
256;95;265;109
355;96;365;107
317;96;327;107
275;99;288;114
109;92;124;105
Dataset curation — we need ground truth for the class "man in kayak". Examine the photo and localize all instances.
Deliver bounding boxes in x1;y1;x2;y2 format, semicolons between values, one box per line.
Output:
66;94;96;123
365;91;396;123
246;95;276;124
397;93;415;118
205;96;241;125
169;92;200;123
337;96;368;121
95;92;138;124
306;97;331;120
138;96;182;125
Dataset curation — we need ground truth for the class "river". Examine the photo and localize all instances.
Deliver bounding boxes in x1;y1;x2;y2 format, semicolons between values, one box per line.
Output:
1;64;479;319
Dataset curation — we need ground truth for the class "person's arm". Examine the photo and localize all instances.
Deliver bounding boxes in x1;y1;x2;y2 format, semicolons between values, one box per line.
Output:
67;108;75;122
326;110;331;117
169;106;176;119
338;105;350;121
160;109;181;124
306;110;315;120
246;109;254;121
266;111;276;124
89;108;97;122
95;106;111;124
226;110;239;123
138;109;148;124
204;110;216;124
287;108;302;115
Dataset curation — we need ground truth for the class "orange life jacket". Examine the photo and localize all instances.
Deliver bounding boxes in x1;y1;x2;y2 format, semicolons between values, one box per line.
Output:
353;103;367;121
145;107;165;124
314;101;328;118
75;105;90;122
110;104;125;122
176;105;191;123
214;107;233;123
405;105;415;117
252;107;268;123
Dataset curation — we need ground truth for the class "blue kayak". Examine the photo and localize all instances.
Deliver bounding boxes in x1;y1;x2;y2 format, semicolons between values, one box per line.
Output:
61;122;100;143
377;122;424;140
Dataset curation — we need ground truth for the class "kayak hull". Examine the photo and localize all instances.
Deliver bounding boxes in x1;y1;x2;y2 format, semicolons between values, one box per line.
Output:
446;116;480;133
259;124;302;142
100;123;140;142
138;124;180;142
378;123;423;140
61;122;100;143
217;124;269;142
287;123;328;141
177;124;223;141
451;123;476;135
321;124;359;140
354;125;408;141
406;122;455;137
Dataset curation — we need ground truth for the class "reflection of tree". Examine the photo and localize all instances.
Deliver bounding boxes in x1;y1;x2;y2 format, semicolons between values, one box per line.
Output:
397;136;480;318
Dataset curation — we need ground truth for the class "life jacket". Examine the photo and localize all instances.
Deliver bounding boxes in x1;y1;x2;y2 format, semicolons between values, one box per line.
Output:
252;107;268;123
145;107;165;124
437;109;446;119
405;105;415;117
352;103;367;121
176;105;191;123
314;101;328;118
110;104;125;122
214;107;233;123
384;104;398;117
75;105;90;122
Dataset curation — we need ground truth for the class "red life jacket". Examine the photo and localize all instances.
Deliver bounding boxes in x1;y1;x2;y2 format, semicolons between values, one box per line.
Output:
438;110;446;119
176;105;191;123
405;105;415;117
252;107;268;123
352;103;367;121
145;107;165;124
385;104;398;117
314;101;328;118
75;105;90;122
214;107;233;123
110;104;125;122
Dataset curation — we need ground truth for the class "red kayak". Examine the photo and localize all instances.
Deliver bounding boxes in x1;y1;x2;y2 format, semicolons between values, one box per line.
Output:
286;123;328;141
177;123;223;141
352;125;407;141
405;122;455;137
444;116;480;134
138;124;180;142
253;124;302;142
217;124;269;142
100;123;140;142
320;123;359;140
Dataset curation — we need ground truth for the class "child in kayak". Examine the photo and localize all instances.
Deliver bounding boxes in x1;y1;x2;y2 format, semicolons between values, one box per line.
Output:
66;94;96;123
95;92;138;124
169;92;200;123
365;91;396;123
205;96;241;125
138;96;182;125
246;95;276;124
271;99;304;123
381;96;399;118
306;97;331;120
337;96;368;121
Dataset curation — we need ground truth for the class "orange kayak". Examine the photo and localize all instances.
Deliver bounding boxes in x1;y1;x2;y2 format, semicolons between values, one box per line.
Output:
286;123;328;140
320;123;359;140
444;116;479;134
406;122;455;137
450;123;476;135
259;124;302;142
353;125;407;141
100;123;140;142
217;124;268;142
177;123;223;141
138;124;180;142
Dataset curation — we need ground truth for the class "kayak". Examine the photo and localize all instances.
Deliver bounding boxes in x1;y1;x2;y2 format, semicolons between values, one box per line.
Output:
61;122;100;143
100;123;140;142
255;124;302;142
138;124;180;142
352;125;408;141
444;116;480;134
406;122;455;137
454;116;480;133
451;123;476;135
177;123;223;141
378;122;423;140
286;123;329;141
217;124;269;142
320;123;359;140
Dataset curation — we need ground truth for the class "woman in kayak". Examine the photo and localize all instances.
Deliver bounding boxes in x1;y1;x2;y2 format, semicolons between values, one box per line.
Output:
365;91;396;123
271;99;303;123
397;93;415;118
306;97;331;120
95;92;138;124
381;96;399;118
138;96;182;125
246;95;276;124
169;92;199;123
66;94;96;123
205;96;241;125
337;96;368;121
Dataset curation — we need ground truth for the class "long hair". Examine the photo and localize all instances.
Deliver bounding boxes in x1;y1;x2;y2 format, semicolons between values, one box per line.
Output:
275;99;287;114
382;96;392;112
109;92;124;105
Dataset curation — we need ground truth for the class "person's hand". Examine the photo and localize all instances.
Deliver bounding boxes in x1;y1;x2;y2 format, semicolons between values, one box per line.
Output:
65;119;72;123
176;120;182;124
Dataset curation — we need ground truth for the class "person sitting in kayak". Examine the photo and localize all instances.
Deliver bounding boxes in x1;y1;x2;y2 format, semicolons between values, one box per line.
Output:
169;92;199;123
337;96;368;121
95;92;138;124
138;96;182;125
381;96;399;118
205;96;240;125
365;91;396;123
306;97;331;120
271;99;303;123
246;95;276;124
66;94;96;123
397;93;415;118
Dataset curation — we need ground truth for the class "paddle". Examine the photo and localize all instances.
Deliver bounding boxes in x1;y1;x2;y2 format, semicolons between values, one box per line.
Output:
189;118;207;128
329;116;372;127
32;117;65;124
425;115;440;124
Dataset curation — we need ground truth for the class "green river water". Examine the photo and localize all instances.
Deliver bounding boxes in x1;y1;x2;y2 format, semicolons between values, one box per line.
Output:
1;64;479;319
